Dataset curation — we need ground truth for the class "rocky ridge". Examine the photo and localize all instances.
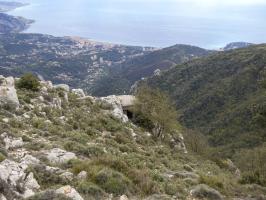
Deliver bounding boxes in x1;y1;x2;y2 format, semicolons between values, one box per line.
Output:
0;75;265;200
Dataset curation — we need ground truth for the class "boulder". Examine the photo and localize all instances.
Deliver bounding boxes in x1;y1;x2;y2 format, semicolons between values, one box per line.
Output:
190;184;223;200
0;76;19;108
99;95;128;123
0;159;40;198
120;195;129;200
170;132;187;153
72;89;85;98
77;171;87;180
60;171;74;181
0;195;7;200
20;155;40;167
54;84;70;92
1;133;23;150
56;185;84;200
46;148;77;164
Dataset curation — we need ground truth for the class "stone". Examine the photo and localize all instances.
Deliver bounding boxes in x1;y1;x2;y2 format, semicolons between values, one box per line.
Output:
56;186;84;200
153;69;161;76
77;171;87;180
45;166;65;174
72;89;85;98
174;171;199;180
190;184;223;200
0;159;39;198
184;164;194;172
54;84;70;92
24;172;41;191
99;95;128;123
120;195;129;200
0;194;7;200
2;135;23;150
60;171;74;181
20;155;40;167
46;148;77;164
170;132;187;153
2;118;9;123
0;76;19;108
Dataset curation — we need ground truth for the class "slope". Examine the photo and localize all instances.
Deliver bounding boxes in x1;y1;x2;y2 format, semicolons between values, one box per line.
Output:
144;44;266;155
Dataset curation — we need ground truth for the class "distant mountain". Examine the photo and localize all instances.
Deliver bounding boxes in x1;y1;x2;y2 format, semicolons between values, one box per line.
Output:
144;44;266;156
0;13;33;34
91;44;213;96
0;1;26;12
222;42;253;51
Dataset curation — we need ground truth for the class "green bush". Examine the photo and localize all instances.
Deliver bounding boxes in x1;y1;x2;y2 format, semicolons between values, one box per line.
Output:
77;181;105;199
0;152;6;162
199;175;224;190
95;168;132;195
16;73;40;91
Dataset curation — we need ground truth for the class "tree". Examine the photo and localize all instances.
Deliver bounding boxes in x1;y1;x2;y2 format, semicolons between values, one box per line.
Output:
133;85;179;139
16;73;40;91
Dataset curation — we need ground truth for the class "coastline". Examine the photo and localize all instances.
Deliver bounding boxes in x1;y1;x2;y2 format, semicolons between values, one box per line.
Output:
0;1;34;34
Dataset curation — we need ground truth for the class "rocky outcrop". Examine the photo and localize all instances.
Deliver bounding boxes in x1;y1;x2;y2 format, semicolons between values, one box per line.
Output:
99;95;129;123
46;148;77;164
170;132;187;153
190;184;223;200
56;185;84;200
72;89;86;98
54;84;70;92
1;133;23;150
0;76;19;108
0;159;40;198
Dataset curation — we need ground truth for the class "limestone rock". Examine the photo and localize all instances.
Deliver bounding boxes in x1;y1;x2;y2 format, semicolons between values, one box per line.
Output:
190;184;223;200
46;148;77;164
54;84;70;92
20;155;40;167
56;185;84;200
77;171;87;180
60;171;74;181
0;159;39;198
72;89;85;98
175;171;199;180
120;195;129;200
170;132;187;153
1;133;23;150
99;95;128;123
0;76;19;108
0;194;7;200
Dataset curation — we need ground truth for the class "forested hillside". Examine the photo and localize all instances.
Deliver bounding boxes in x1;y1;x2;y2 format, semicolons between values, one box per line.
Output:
144;44;266;156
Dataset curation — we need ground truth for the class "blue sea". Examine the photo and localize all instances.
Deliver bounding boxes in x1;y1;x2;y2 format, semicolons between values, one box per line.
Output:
8;0;266;48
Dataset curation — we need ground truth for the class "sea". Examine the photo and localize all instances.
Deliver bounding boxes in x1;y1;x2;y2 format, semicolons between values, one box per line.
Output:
7;0;266;49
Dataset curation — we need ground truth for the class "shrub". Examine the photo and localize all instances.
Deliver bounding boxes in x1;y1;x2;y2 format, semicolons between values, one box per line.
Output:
95;168;132;195
16;73;40;91
199;175;224;190
0;152;6;162
133;85;179;139
27;190;71;200
77;181;105;199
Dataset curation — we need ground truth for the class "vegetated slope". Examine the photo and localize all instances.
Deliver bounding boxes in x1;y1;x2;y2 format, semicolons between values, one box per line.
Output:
0;76;264;200
91;44;213;96
0;33;154;91
144;44;266;155
0;13;33;34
